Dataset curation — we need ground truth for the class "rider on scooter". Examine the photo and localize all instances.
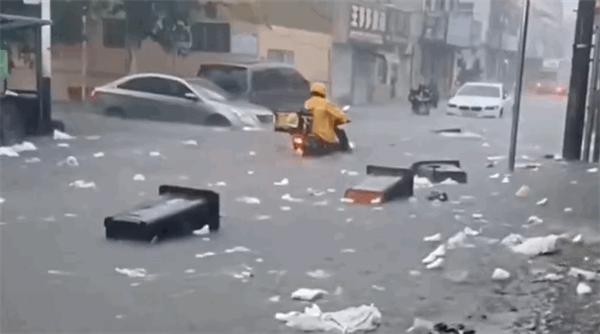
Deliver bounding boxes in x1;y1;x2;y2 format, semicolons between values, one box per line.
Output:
304;82;351;151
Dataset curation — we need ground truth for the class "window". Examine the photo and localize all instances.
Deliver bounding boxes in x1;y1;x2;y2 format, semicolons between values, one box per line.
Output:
191;23;231;52
267;49;295;65
118;77;192;98
103;19;126;48
198;65;248;96
252;68;308;92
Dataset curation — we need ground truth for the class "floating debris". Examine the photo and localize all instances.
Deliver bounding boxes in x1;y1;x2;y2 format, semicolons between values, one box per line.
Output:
274;178;289;186
291;288;328;301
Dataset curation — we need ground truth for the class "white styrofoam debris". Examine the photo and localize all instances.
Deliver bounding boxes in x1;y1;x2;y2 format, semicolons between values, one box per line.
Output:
224;246;251;254
414;176;434;189
426;257;444;270
439;131;483;139
501;233;525;248
306;269;332;279
446;231;474;250
255;215;272;221
133;174;146;181
527;216;544;225
409;270;422;276
472;213;484;219
115;267;147;278
57;156;79;167
215;181;227;187
564;207;573;213
587;167;598;173
340;248;356;254
536;198;549;206
274;178;289;186
568;267;598;281
236;196;261;205
577;282;592;295
422;244;446;264
53;129;76;140
482;142;490;147
181;139;198;146
275;304;381;333
268;295;281;303
370;197;382;204
280;206;292;211
423;233;442;242
340;197;354;204
489;173;500;179
255;258;264;263
510;235;561;256
281;193;303;203
346;170;359;176
572;234;583;244
57;143;70;148
291;288;328;301
515;185;530;198
0;147;19;157
192;225;209;236
195;252;216;259
371;285;386;292
148;151;161;157
487;155;506;161
407;317;434;333
12;141;37;152
69;180;96;189
492;268;511;281
502;176;510;184
542;273;564;282
247;170;254;175
93;152;105;158
184;269;196;274
64;213;77;218
440;178;459;185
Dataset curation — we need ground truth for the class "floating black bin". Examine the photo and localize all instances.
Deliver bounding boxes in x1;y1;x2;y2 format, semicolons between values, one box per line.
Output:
345;165;414;204
411;160;467;184
104;185;219;242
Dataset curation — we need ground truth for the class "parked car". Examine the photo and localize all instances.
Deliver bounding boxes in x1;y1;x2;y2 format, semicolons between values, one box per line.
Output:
532;80;568;96
197;61;310;115
90;73;274;128
446;82;510;118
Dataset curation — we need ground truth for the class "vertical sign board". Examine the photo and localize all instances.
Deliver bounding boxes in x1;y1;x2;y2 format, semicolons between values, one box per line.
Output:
349;4;386;45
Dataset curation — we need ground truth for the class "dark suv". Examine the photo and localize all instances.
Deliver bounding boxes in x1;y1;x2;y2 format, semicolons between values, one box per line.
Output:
197;61;310;114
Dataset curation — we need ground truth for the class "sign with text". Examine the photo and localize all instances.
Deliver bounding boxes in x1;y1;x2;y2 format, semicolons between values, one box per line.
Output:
349;4;386;44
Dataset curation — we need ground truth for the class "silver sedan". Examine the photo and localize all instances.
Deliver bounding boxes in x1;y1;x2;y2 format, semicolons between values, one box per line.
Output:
90;73;274;128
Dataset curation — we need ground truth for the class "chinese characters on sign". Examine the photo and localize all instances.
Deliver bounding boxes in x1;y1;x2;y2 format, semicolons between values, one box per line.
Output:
350;4;386;33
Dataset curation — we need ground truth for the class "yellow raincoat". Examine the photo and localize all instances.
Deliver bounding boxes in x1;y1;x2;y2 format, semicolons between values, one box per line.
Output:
304;83;349;144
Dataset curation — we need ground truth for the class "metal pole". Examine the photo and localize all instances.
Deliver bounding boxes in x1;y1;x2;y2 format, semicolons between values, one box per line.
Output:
81;11;87;102
562;0;596;161
39;0;51;133
582;25;600;161
508;0;530;172
594;91;600;162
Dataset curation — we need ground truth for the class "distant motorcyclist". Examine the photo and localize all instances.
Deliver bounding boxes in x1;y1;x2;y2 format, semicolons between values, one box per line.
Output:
408;84;432;113
304;82;351;151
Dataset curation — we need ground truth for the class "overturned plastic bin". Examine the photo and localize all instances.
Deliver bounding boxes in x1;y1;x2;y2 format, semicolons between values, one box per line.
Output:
104;185;219;242
411;160;467;184
344;165;414;205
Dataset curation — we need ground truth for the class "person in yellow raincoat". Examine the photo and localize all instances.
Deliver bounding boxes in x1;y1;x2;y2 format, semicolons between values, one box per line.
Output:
304;82;351;151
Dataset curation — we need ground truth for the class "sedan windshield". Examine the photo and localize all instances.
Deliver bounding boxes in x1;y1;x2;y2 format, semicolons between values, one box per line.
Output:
457;85;500;98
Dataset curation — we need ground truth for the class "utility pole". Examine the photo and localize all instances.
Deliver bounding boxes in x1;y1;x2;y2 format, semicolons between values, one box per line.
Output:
508;0;531;172
562;0;596;161
582;26;600;161
39;0;51;133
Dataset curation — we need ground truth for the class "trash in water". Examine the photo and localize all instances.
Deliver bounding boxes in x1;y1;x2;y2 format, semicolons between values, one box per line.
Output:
502;176;510;184
149;151;161;157
487;155;506;161
587;167;598;173
255;258;264;263
53;129;76;140
371;285;386;291
274;178;289;186
536;198;548;206
184;269;196;274
564;207;573;213
371;197;382;204
93;152;105;158
527;216;544;225
306;269;332;279
247;170;254;175
69;180;96;189
568;267;598;281
492;268;511;281
577;282;592;295
255;215;271;221
12;141;37;152
64;213;77;218
407;317;434;333
414;176;434;189
224;246;251;254
327;188;336;193
515;185;530;198
236;196;261;205
195;252;216;259
438;131;483;139
57;143;70;148
433;322;477;334
281;193;303;203
409;270;422;276
424;233;442;242
422;244;446;264
192;225;209;236
510;235;561;256
281;206;292;211
446;231;474;250
340;198;354;204
57;156;79;167
426;257;444;270
47;270;74;276
501;233;525;248
482;142;490;148
572;234;583;244
275;304;381;333
440;178;459;185
115;267;147;278
249;151;256;156
341;248;356;254
269;295;281;303
133;174;146;181
291;288;328;301
346;170;359;176
25;157;41;163
0;146;19;157
181;139;198;146
472;213;484;219
489;173;500;179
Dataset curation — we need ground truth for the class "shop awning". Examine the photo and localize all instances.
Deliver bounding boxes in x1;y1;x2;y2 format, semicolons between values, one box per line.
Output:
0;13;51;31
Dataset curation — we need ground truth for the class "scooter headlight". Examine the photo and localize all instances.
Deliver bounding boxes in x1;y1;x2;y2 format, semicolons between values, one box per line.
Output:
293;137;304;144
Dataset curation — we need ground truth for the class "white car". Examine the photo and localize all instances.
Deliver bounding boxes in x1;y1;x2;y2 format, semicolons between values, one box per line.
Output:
446;83;510;118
